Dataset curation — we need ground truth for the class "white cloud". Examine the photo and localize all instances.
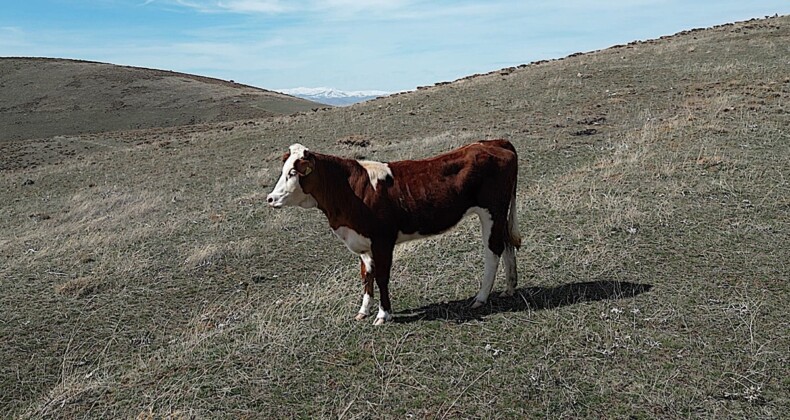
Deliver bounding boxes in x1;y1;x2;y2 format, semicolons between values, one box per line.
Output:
4;0;788;92
217;0;289;14
314;0;416;14
0;26;34;52
1;26;25;37
159;0;419;16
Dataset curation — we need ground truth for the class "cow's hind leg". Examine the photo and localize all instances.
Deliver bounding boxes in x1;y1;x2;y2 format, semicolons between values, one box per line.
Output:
471;208;501;308
372;242;395;325
356;254;375;320
501;193;519;297
500;244;518;297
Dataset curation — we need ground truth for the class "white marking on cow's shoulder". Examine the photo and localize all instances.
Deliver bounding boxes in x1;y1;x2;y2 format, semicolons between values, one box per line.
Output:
358;160;392;190
333;226;372;254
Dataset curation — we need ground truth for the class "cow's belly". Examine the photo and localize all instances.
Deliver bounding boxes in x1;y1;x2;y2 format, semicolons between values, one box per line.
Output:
333;226;371;254
395;205;483;244
395;231;430;244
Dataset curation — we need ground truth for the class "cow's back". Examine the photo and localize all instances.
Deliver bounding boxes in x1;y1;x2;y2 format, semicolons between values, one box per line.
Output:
382;140;517;236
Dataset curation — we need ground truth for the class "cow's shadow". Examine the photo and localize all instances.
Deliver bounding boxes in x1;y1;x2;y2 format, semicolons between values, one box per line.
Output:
394;280;653;323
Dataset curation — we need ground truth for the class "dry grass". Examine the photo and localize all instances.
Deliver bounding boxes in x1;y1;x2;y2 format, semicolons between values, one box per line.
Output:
1;15;788;418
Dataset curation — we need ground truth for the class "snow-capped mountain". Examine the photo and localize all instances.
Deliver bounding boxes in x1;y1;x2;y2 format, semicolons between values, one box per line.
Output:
278;87;390;106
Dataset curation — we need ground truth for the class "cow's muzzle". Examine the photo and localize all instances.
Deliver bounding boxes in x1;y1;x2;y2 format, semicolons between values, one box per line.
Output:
266;194;283;208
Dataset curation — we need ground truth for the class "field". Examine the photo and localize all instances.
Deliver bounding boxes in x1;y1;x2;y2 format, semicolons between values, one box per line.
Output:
1;16;788;418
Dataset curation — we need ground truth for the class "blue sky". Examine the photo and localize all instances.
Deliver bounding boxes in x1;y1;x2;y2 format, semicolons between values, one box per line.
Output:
1;1;788;92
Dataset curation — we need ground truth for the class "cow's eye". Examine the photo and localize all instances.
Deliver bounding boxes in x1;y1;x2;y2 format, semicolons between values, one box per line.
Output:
288;168;297;177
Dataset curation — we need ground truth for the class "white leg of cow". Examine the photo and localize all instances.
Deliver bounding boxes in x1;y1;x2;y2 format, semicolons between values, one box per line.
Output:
472;248;500;308
472;208;500;308
373;305;393;326
356;294;373;320
500;245;517;297
356;254;375;320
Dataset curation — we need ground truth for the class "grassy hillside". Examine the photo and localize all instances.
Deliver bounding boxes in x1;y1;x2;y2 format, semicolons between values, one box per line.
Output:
1;16;788;418
0;58;321;143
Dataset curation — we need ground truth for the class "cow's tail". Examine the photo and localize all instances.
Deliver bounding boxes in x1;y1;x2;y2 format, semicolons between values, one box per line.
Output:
503;141;521;250
506;185;521;249
491;139;521;250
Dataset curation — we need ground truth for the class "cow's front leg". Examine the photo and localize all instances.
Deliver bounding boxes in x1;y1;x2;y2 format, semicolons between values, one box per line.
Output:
372;242;395;325
472;247;500;308
472;208;502;308
355;254;375;320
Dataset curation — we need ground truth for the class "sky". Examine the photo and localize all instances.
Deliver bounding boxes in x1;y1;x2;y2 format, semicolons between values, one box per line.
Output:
1;1;788;93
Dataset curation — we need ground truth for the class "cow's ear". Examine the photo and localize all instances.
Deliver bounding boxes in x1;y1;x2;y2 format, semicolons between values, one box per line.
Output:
281;152;291;162
294;157;314;176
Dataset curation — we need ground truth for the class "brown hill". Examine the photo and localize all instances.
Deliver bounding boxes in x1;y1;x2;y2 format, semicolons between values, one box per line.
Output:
0;57;321;142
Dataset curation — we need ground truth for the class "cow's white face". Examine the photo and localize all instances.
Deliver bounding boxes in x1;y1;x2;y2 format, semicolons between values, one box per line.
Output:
266;144;317;209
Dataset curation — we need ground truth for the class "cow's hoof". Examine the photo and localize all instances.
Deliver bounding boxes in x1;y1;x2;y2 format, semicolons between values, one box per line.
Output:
355;312;368;321
373;317;387;326
500;289;515;298
471;299;485;309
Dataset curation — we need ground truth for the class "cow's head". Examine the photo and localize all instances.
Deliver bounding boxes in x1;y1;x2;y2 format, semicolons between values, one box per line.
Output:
267;144;317;209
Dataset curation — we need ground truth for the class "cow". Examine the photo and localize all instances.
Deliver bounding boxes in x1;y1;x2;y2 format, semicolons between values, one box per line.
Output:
266;140;521;325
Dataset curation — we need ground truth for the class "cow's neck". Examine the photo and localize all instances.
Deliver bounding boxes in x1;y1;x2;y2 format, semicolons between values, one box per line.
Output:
305;154;365;230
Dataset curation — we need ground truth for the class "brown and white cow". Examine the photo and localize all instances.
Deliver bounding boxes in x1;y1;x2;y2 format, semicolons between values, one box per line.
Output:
266;140;521;325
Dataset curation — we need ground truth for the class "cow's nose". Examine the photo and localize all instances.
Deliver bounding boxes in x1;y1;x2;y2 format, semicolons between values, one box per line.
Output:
266;195;274;204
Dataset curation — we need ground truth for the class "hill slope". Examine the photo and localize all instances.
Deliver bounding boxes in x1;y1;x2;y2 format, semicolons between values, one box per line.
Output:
0;16;788;418
0;58;321;142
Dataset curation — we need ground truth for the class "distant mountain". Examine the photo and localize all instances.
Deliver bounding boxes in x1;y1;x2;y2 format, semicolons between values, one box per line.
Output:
278;87;390;106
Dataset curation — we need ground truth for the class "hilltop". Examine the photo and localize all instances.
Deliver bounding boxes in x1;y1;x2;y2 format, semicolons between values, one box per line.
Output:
0;57;321;142
0;16;788;418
